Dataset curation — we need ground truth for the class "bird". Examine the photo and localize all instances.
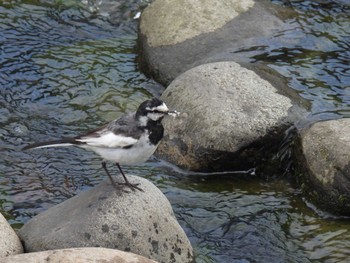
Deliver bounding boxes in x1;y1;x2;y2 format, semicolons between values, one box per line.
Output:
23;97;178;191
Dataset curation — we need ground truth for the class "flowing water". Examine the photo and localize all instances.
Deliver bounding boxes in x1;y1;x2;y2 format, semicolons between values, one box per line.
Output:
0;0;350;262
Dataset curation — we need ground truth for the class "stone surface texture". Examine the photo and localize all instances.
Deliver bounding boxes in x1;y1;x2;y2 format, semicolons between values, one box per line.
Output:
294;119;350;215
0;212;24;258
157;61;294;171
18;176;194;263
2;247;157;263
140;0;255;47
138;0;295;85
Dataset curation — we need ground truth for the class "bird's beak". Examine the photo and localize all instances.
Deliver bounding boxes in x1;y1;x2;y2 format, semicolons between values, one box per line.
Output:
167;110;180;117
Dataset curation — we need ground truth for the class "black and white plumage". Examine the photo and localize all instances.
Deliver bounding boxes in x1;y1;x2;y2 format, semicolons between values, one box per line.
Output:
23;97;178;191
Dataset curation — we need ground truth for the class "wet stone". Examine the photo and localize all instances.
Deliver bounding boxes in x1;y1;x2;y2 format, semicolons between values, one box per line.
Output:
294;118;350;215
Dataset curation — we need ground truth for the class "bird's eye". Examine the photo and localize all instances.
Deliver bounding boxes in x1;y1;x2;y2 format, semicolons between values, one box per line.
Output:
150;110;164;114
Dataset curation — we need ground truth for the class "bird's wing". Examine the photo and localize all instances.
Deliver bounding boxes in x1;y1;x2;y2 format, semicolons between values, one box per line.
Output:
75;113;141;148
76;131;138;148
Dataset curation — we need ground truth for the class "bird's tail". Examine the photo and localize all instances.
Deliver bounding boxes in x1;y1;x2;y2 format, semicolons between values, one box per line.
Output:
22;138;78;150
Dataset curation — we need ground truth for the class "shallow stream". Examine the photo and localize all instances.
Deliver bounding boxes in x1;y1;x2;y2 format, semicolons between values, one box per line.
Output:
1;0;350;262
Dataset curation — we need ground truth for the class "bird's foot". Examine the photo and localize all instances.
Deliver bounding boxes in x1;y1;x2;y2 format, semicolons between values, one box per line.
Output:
118;181;143;192
108;182;134;194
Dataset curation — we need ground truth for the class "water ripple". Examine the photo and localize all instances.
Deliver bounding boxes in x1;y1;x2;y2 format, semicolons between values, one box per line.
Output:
2;1;350;263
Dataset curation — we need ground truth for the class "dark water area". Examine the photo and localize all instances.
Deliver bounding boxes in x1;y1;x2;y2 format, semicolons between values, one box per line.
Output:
1;0;350;262
259;0;350;119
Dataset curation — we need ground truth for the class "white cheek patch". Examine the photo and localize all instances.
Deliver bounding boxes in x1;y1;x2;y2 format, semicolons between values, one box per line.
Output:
154;103;169;113
147;112;164;121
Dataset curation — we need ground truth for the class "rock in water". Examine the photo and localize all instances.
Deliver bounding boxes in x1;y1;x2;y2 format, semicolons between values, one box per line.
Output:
18;176;194;263
158;61;296;172
2;247;157;263
294;119;350;215
138;0;293;85
0;212;24;257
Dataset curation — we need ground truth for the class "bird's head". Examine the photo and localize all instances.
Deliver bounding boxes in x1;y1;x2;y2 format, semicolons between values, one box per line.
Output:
136;97;178;124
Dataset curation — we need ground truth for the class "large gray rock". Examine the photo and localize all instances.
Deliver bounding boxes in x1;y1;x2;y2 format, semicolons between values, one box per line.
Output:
18;176;194;263
156;62;301;171
140;0;254;47
294;119;350;215
138;0;295;85
3;247;157;263
0;212;24;257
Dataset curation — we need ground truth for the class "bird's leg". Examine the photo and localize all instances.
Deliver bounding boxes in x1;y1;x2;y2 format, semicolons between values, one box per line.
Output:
101;161;119;190
115;163;143;192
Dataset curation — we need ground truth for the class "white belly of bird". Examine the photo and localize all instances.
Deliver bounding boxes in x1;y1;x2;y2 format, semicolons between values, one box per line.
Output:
84;133;158;165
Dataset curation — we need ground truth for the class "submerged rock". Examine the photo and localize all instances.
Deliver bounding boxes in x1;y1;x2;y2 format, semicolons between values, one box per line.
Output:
2;247;157;263
157;61;303;172
294;119;350;215
18;176;194;263
0;212;24;257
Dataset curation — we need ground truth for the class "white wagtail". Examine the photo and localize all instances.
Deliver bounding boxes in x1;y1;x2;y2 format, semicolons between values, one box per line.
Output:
23;97;178;191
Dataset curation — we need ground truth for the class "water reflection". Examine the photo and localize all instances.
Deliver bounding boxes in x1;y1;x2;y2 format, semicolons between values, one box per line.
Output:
243;1;350;118
1;0;350;262
159;172;350;262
